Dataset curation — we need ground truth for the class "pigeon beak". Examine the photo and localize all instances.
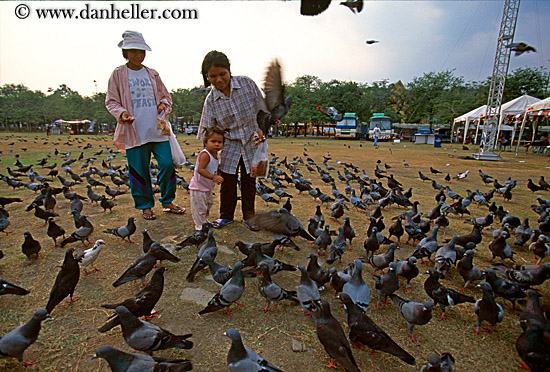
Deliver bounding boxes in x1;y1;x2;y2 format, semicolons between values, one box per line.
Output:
91;353;99;360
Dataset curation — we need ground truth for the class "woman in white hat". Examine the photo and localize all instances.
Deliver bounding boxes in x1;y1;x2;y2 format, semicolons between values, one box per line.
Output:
106;30;184;220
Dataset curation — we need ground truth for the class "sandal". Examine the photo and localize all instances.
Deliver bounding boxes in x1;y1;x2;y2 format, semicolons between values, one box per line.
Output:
211;219;234;229
162;205;186;214
242;220;260;232
142;211;157;220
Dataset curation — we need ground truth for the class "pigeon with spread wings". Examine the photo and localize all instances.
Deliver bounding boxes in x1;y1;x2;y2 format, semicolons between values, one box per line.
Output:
257;59;293;135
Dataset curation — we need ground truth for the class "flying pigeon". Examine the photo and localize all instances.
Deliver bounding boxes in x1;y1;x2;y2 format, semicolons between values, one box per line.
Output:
508;42;537;56
257;59;293;135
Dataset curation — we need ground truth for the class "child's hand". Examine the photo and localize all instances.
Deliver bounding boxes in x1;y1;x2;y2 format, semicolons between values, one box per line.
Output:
213;175;224;184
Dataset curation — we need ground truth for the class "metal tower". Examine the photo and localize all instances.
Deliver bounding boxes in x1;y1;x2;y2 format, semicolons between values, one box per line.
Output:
474;0;521;161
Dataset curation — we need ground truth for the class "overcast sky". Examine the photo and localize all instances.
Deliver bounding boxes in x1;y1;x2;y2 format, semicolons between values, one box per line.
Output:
1;1;549;97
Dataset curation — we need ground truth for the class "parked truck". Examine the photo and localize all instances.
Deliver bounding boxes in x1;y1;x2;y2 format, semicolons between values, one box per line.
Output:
368;113;394;141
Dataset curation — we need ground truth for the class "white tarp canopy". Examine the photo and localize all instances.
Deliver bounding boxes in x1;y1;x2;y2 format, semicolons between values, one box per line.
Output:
500;94;541;115
453;105;487;123
515;96;550;155
527;96;550;112
451;105;487;143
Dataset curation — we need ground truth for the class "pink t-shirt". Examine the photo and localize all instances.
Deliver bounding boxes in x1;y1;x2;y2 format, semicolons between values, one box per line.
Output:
189;149;218;192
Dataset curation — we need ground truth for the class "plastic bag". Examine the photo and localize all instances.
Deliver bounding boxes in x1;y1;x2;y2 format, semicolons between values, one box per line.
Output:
168;122;186;167
251;140;268;178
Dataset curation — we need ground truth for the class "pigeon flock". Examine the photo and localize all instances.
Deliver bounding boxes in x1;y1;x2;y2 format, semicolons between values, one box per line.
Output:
0;133;550;372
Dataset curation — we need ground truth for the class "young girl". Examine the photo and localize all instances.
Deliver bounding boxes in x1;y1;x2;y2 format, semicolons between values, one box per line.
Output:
189;127;225;231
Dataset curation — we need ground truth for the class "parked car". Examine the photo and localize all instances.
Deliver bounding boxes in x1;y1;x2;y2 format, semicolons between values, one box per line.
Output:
185;126;199;135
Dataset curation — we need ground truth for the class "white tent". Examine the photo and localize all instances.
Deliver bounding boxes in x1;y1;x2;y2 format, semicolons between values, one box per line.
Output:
527;96;550;112
497;95;541;143
452;105;487;143
515;96;550;154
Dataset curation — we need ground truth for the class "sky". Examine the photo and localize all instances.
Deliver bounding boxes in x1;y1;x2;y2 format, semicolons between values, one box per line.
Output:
1;0;549;97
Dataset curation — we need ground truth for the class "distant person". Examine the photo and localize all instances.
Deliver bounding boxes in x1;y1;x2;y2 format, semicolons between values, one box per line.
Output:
197;50;267;231
189;127;224;231
46;126;51;136
373;124;381;148
105;30;185;220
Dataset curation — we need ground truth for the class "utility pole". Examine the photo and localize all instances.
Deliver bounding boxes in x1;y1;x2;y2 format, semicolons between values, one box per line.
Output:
473;0;521;161
94;80;98;95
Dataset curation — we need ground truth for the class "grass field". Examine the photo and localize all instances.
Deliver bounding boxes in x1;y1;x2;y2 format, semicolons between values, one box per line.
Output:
0;132;549;372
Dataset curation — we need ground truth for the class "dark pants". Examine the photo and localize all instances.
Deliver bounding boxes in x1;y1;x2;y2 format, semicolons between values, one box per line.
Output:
219;157;255;221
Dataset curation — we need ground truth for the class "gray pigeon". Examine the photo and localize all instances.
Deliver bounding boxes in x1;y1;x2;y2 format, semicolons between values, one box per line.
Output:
115;305;192;355
113;243;179;287
297;264;321;317
395;256;419;290
420;352;455;372
0;309;50;367
92;345;192;372
224;328;283;372
474;282;504;336
434;235;458;278
367;243;398;274
374;262;400;307
313;299;361;372
103;217;137;243
390;294;433;345
258;263;299;312
186;230;217;282
256;59;292;135
199;262;245;315
326;227;347;264
342;259;370;313
456;249;483;291
250;208;314;241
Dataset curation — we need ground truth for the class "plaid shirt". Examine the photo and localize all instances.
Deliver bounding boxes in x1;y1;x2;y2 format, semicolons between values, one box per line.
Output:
198;76;266;174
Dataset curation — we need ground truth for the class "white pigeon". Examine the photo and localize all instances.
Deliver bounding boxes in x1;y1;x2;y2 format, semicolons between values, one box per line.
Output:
75;239;105;274
454;170;470;180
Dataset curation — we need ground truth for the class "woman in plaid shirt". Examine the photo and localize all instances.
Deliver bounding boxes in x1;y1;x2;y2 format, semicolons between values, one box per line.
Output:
197;51;267;231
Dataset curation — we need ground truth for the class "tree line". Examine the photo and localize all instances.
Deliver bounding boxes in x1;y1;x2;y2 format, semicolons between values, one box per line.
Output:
0;66;547;131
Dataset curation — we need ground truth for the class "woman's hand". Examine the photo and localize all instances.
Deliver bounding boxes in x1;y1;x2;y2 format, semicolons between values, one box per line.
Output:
157;103;167;114
120;112;135;125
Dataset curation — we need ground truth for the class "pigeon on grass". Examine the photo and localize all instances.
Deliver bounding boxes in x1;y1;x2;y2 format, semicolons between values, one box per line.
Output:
113;243;179;287
115;305;192;355
103;217;137;243
45;248;80;315
99;267;166;333
224;328;283;372
92;345;192;372
199;262;245;315
0;309;50;368
341;293;415;365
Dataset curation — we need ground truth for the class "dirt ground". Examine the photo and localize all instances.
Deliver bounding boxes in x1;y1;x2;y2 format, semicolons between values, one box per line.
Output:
0;132;549;372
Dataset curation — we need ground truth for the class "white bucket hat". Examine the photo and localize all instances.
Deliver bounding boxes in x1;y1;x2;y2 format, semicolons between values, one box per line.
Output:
117;30;152;51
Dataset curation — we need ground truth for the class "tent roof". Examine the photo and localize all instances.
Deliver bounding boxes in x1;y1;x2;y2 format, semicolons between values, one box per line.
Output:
527;96;550;112
454;95;542;122
500;94;541;115
453;105;487;122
